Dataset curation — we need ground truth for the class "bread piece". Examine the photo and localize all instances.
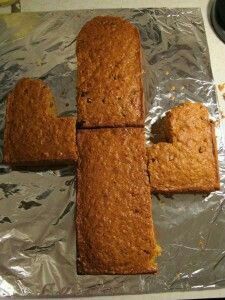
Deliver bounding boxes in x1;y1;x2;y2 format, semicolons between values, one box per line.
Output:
76;128;160;274
76;16;144;128
3;78;77;166
147;102;220;193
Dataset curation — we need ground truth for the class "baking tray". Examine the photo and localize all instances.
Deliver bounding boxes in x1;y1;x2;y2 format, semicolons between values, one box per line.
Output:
0;8;225;297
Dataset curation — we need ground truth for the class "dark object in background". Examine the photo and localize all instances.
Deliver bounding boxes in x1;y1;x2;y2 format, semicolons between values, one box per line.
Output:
211;0;225;43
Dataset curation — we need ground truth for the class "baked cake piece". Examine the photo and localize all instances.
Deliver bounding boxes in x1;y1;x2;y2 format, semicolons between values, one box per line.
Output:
147;102;220;193
3;78;77;166
76;127;160;274
76;16;144;128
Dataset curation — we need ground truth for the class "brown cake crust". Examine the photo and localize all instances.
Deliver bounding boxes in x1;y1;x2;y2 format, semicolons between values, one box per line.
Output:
3;78;77;166
147;102;220;193
76;16;144;128
76;128;160;274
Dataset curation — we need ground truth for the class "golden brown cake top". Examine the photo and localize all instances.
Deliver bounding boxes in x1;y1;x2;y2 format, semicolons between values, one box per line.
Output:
76;16;144;128
3;78;77;166
76;127;160;274
148;102;219;193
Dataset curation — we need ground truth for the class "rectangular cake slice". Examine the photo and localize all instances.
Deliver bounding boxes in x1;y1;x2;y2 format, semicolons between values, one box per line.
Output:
76;127;160;274
3;78;77;166
76;16;144;128
147;102;220;193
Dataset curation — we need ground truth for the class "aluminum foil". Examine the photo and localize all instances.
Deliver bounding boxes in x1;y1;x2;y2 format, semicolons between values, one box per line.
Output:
0;8;225;297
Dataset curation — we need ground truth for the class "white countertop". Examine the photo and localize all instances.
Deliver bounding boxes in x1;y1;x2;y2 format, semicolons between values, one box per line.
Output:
1;1;225;299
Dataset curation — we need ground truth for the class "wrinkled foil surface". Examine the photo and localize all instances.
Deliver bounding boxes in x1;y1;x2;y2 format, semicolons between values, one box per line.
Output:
0;8;225;297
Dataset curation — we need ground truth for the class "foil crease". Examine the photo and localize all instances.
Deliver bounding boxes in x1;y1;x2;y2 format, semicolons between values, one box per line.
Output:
0;8;225;297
